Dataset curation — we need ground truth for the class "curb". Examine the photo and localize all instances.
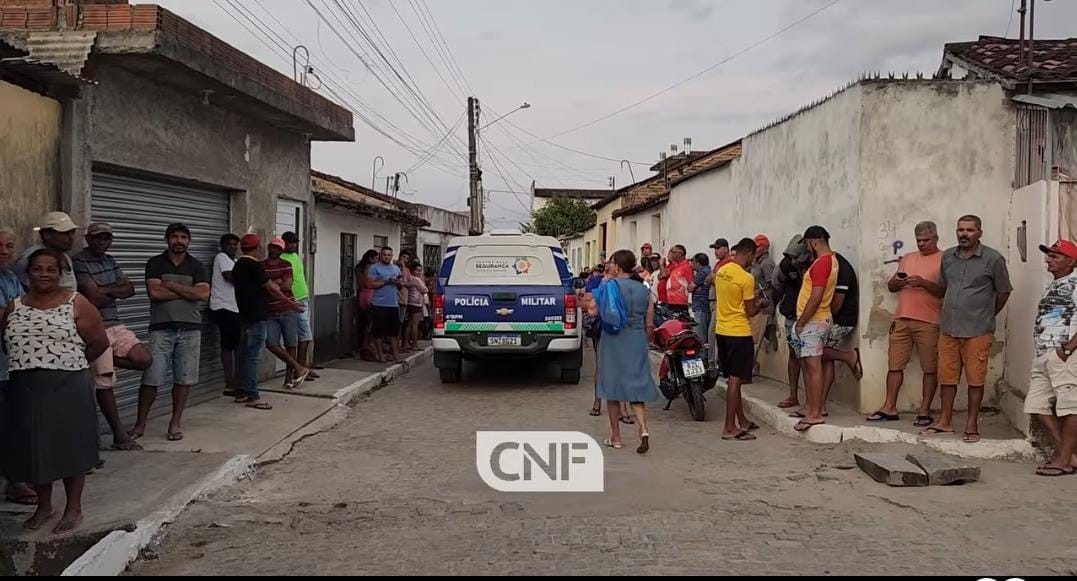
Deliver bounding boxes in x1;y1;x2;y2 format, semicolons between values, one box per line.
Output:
715;380;1041;462
60;455;254;577
64;347;434;576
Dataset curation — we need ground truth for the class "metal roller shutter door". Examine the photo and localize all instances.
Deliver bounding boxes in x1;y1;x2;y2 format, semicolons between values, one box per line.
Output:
91;171;231;423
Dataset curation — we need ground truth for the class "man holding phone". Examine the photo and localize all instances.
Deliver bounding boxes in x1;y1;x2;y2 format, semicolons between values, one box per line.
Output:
867;221;944;425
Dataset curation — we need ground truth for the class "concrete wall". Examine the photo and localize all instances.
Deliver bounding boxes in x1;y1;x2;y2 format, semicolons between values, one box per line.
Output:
586;198;621;265
69;62;312;241
0;80;61;251
667;80;1015;413
313;205;401;296
857;81;1015;413
563;234;587;275
412;203;469;270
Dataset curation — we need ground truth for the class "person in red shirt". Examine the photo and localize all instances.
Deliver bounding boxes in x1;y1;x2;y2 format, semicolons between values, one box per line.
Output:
659;245;693;314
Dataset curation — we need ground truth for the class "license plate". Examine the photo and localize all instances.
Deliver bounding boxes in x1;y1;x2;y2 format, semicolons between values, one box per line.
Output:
488;335;522;347
682;358;706;379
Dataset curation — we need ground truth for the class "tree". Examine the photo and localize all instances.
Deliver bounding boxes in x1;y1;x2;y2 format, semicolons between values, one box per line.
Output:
525;198;597;239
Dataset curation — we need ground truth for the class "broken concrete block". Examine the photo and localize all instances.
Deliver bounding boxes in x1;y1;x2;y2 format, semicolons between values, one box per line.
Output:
906;454;981;486
854;453;929;487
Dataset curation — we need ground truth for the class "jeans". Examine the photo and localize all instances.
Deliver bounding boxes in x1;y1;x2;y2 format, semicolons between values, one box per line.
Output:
693;306;713;347
144;328;202;387
239;321;267;399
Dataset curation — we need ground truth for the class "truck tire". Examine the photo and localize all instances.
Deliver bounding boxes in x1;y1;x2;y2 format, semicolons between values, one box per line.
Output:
560;367;582;384
435;352;463;383
439;366;461;383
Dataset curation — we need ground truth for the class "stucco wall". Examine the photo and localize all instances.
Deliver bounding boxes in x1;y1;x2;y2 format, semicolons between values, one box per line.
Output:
313;205;401;296
587;198;621;264
618;205;668;256
0;80;61;250
72;62;311;244
857;81;1015;413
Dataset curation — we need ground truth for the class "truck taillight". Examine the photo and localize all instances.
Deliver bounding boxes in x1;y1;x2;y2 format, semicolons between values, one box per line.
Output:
564;293;577;330
435;294;445;330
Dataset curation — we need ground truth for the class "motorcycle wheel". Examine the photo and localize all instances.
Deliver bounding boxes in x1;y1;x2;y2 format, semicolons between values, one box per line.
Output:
686;379;706;421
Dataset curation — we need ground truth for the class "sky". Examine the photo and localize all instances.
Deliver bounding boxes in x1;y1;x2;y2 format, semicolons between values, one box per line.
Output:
150;0;1077;228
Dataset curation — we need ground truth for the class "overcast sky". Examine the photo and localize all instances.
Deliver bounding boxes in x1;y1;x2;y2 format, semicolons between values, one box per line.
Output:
151;0;1077;228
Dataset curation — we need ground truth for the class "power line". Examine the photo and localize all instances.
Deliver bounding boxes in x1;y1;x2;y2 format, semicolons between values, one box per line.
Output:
408;0;471;98
539;0;844;141
405;112;467;173
1004;0;1017;38
416;0;474;94
387;0;466;102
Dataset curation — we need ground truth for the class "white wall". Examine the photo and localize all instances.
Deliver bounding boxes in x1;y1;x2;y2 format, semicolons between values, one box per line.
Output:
617;205;668;255
668;80;1015;412
857;81;1015;413
314;204;401;296
564;235;587;275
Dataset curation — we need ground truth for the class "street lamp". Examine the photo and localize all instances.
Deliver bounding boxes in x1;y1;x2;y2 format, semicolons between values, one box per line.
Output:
481;102;531;131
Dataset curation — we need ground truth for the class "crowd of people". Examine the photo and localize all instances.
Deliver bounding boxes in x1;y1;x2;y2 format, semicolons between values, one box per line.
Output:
0;211;436;535
582;215;1077;477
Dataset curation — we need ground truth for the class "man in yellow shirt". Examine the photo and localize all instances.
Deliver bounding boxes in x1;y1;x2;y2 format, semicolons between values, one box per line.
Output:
715;238;765;441
793;226;840;432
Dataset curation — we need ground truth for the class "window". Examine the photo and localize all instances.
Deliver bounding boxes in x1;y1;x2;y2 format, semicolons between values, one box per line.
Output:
340;233;357;299
423;244;442;274
652;214;662;251
373;235;389;250
599;223;608;254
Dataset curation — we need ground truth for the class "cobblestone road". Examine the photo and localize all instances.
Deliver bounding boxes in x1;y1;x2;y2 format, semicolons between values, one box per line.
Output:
131;354;1077;576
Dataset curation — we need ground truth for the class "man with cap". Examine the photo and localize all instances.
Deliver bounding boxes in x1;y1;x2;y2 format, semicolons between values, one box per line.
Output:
231;233;302;410
640;243;653;260
73;222;152;451
281;232;318;379
749;235;777;375
14;211;80;290
791;226;840;432
1026;240;1077;476
262;237;310;389
130;223;210;442
924;215;1012;443
772;235;813;409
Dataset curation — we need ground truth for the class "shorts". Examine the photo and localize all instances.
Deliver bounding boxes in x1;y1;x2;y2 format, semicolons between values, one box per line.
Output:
784;318;797;349
210;309;242;351
750;314;767;347
372;306;402;339
888;318;940;373
296;298;313;342
716;335;755;380
938;334;992;386
406;305;423;316
266;312;299;348
825;324;856;349
143;328;201;387
790;319;831;359
90;325;144;390
1025;351;1077;417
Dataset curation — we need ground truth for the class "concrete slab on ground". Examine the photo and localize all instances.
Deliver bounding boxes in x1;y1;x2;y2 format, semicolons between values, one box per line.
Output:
855;452;930;487
0;451;234;576
715;373;1040;461
136;393;337;458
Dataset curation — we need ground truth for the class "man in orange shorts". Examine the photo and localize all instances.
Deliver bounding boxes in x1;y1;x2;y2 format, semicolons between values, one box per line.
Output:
867;221;944;427
923;216;1012;443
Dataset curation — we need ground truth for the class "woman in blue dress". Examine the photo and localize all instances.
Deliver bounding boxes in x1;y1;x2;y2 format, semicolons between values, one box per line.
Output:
597;250;658;454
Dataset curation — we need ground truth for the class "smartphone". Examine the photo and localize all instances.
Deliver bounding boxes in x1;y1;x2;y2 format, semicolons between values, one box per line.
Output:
897;272;908;280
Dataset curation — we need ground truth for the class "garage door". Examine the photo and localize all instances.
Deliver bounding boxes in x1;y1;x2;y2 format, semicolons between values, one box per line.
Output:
91;171;231;423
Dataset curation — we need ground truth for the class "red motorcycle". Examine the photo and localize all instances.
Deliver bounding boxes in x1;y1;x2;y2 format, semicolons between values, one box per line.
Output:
653;306;720;421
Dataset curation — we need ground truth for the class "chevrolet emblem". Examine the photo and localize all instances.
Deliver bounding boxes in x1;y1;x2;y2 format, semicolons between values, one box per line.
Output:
496;308;514;317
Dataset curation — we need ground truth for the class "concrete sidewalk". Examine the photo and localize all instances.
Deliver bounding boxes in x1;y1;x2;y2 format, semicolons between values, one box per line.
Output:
0;346;433;576
719;374;1040;462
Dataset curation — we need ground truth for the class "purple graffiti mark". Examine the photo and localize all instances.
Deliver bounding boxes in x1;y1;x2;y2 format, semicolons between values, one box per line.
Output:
892;240;904;255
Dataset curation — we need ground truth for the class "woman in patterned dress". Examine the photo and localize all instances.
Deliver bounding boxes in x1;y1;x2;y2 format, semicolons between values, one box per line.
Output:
2;249;108;534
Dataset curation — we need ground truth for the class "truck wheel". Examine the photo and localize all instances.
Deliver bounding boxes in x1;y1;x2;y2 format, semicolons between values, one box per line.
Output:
560;367;582;384
439;366;462;383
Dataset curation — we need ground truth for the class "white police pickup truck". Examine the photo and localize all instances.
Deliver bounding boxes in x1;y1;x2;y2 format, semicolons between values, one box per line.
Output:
432;233;583;384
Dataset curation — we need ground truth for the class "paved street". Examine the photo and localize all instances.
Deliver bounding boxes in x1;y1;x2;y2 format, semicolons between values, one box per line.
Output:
131;353;1077;576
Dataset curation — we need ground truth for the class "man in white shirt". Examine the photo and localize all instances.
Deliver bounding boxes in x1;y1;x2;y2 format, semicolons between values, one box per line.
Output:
210;234;241;396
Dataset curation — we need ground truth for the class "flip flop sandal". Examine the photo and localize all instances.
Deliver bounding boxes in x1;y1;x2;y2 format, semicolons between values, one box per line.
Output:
23;513;55;532
789;411;829;419
603;439;623;450
866;412;900;422
914;416;934;427
619;416;635;425
7;494;37;506
1036;466;1076;477
222;389;241;398
793;420;824;433
723;431;757;441
589;407;602;417
167;432;184;442
745;422;761;432
637;435;651;455
234;396;256;404
52;516;84;535
920;427;955;437
111;441;143;451
127;430;144;441
777;399;800;409
246;401;274;411
963;432;981;444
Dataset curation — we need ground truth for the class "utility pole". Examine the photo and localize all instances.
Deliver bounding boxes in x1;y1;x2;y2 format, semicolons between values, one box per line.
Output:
467;96;484;235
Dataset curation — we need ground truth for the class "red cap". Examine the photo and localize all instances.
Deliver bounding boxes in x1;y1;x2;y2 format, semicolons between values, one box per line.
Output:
269;236;286;249
754;234;771;249
1041;240;1077;261
240;233;261;250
